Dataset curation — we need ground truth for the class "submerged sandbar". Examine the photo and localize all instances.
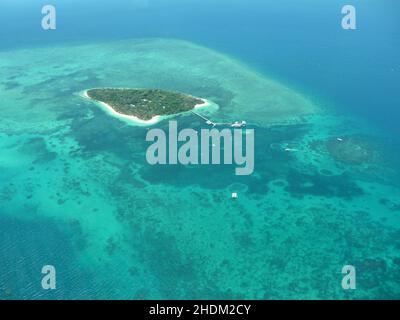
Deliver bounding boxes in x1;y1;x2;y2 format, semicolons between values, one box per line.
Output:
84;88;209;124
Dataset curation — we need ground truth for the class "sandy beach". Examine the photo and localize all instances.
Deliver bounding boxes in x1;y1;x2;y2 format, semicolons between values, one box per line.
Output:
193;98;211;109
81;90;211;126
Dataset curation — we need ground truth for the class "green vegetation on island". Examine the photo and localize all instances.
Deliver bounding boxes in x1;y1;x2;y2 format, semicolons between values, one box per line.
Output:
86;88;205;121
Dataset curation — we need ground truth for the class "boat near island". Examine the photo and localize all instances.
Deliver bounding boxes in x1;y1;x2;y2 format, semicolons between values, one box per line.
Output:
191;111;247;128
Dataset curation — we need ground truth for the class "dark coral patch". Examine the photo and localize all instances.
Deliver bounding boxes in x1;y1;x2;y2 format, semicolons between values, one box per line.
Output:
285;170;364;199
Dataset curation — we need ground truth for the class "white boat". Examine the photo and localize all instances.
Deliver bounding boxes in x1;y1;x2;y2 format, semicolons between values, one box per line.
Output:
192;111;247;128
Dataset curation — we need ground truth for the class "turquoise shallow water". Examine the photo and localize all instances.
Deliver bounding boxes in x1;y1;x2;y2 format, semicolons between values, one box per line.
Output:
0;38;399;300
1;0;400;300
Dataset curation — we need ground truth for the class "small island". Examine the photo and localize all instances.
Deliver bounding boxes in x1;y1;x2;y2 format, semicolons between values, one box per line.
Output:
83;88;209;124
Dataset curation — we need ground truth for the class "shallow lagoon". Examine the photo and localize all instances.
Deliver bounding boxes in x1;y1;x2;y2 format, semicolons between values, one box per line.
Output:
0;39;399;299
